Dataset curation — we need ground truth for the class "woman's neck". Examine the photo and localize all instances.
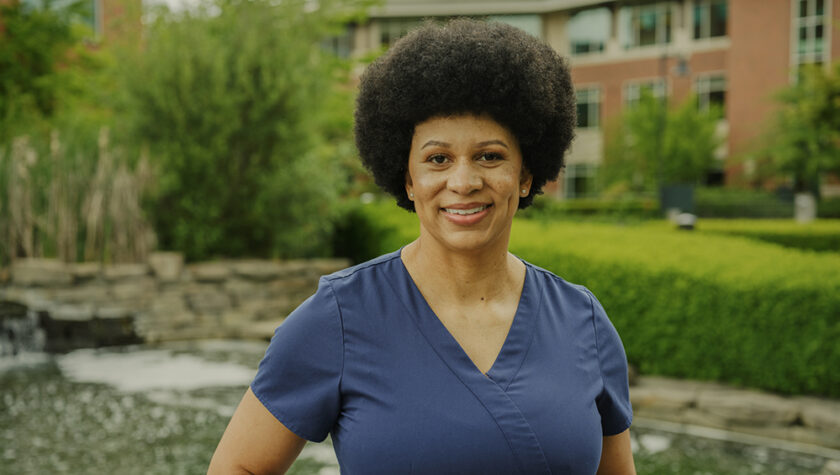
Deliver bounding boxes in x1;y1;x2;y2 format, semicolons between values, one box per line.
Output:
401;233;523;304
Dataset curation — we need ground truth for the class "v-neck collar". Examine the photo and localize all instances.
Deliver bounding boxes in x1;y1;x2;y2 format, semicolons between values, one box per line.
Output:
391;248;541;390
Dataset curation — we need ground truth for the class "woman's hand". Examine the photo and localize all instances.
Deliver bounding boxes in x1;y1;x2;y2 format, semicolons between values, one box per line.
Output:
207;387;306;475
596;429;636;475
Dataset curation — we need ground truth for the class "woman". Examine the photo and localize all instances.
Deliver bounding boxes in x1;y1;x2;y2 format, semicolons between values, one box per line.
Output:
209;19;635;474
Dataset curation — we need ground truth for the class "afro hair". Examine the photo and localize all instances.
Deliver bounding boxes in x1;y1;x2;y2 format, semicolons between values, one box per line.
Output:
354;18;576;211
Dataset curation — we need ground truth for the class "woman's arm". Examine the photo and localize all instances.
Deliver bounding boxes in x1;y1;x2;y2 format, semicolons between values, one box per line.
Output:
596;429;636;475
207;387;307;475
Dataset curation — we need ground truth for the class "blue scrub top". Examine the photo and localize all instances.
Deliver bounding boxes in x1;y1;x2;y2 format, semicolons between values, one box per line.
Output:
251;249;632;474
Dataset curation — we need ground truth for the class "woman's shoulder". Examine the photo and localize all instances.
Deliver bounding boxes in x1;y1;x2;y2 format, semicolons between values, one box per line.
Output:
520;257;596;304
323;249;402;280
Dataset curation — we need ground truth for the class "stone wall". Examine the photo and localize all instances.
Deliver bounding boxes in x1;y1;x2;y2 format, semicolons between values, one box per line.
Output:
631;376;840;451
0;253;349;352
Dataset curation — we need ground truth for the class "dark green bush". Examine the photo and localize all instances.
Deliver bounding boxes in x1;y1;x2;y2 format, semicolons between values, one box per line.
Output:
519;196;660;221
818;197;840;218
687;219;840;253
694;187;794;218
354;202;840;397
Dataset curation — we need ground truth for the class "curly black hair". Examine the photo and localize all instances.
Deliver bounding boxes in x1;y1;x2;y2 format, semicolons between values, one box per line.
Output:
354;18;576;210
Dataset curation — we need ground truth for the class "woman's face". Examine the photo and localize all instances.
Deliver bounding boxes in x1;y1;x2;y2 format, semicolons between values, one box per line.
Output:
405;114;532;254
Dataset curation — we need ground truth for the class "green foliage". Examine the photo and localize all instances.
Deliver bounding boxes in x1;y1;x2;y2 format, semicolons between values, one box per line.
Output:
694;186;794;218
518;196;660;222
350;203;840;397
763;63;840;194
686;218;840;253
602;92;722;191
0;0;105;139
122;0;373;261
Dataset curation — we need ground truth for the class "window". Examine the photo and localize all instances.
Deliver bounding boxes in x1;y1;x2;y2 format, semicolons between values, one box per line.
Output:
323;26;354;59
564;164;597;199
624;79;666;107
695;74;726;115
489;14;542;39
693;0;727;39
620;3;673;48
793;0;829;68
379;18;424;47
568;8;611;55
576;88;601;128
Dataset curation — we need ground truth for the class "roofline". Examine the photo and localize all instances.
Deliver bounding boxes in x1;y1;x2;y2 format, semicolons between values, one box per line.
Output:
369;0;612;18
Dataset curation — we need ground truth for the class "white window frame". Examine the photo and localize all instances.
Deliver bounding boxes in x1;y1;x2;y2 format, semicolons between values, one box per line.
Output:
563;164;598;199
575;87;601;129
693;0;728;39
694;73;726;113
790;0;832;72
623;78;667;107
568;7;611;56
621;2;674;49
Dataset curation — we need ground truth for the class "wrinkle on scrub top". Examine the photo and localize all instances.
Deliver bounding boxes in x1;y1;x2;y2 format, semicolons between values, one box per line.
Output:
250;249;632;474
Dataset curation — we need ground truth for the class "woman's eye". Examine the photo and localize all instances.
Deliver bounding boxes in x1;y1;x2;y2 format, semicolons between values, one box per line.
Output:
428;154;448;164
477;152;503;161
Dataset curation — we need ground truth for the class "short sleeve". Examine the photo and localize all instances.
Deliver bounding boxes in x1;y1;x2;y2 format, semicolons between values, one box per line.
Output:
250;277;343;442
586;289;633;436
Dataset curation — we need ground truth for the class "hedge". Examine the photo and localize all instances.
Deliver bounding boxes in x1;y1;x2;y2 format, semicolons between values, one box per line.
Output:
677;219;840;253
342;202;840;397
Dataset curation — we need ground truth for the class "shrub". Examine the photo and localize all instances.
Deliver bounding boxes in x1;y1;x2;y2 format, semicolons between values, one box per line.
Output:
694;186;793;218
352;203;840;397
123;0;369;261
686;219;840;253
519;196;660;221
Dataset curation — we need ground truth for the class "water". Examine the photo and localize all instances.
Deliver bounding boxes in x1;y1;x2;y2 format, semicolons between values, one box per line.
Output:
1;341;836;474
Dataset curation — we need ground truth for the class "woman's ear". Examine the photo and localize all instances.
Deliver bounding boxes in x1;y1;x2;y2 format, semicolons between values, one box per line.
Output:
405;171;414;201
519;168;533;197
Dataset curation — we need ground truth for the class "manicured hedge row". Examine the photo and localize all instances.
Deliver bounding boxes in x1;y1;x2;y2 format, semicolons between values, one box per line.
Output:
518;197;660;221
345;202;840;397
686;219;840;253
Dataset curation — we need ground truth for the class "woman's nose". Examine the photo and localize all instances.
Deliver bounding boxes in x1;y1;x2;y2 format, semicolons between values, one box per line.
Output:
446;160;483;194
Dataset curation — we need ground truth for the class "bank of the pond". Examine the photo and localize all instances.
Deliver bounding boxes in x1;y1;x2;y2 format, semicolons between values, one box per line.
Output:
2;341;839;475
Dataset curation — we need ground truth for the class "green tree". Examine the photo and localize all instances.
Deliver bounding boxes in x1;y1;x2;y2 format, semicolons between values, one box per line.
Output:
764;63;840;196
602;92;722;193
123;0;373;260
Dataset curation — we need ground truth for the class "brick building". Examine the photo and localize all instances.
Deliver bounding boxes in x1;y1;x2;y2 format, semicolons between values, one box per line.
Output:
342;0;839;198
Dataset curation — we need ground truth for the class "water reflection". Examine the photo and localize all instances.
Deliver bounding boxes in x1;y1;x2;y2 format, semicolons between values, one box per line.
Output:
0;341;835;474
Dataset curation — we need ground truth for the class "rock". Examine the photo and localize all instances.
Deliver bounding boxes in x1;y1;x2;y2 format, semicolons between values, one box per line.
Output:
185;285;231;314
232;260;282;281
148;252;183;282
50;285;110;304
12;259;71;286
800;397;840;435
189;262;231;282
821;460;840;475
111;277;157;300
50;304;95;321
696;389;799;427
276;260;313;278
224;278;269;303
308;258;350;276
69;262;101;282
96;306;135;319
103;263;148;281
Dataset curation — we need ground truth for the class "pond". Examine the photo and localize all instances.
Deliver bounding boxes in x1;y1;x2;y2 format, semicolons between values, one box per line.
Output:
1;340;836;474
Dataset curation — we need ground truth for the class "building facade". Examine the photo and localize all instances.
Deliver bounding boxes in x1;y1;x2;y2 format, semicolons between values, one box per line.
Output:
345;0;840;198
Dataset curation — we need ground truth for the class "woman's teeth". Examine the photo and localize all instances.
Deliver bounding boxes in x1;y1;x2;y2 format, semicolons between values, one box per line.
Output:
444;205;490;215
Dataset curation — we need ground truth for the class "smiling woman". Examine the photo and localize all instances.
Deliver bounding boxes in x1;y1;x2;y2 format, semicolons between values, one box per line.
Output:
208;18;636;475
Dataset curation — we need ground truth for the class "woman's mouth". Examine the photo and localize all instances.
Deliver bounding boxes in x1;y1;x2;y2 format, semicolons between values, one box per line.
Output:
442;204;491;215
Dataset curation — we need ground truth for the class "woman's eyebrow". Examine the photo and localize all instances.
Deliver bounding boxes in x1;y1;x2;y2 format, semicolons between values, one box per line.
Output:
477;140;509;149
421;140;451;149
